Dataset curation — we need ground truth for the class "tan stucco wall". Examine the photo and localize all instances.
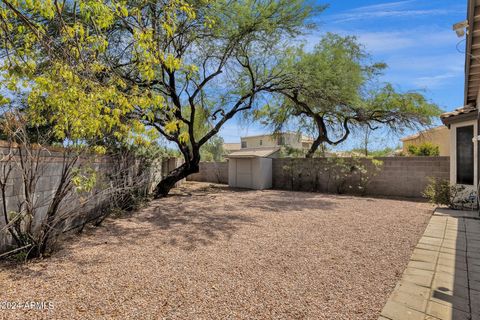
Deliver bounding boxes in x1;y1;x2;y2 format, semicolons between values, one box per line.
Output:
241;133;308;149
223;143;241;152
402;126;450;156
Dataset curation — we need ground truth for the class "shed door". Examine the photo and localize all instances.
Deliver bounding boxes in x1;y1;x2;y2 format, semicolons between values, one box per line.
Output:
236;159;252;188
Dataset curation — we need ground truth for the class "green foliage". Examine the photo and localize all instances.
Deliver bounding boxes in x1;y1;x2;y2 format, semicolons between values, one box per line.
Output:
369;149;392;157
71;168;97;193
10;251;28;262
407;143;440;156
110;141;181;164
0;0;196;147
257;33;442;157
350;147;397;157
0;0;317;195
200;136;225;162
423;178;477;210
367;85;441;125
279;146;307;158
324;157;383;194
157;147;183;159
423;178;452;207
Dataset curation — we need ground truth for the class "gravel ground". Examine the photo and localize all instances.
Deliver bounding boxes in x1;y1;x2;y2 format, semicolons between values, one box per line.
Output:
0;182;433;319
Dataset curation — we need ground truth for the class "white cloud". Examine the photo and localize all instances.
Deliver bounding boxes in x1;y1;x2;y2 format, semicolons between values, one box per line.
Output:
413;72;459;88
302;28;460;55
354;31;415;53
382;54;464;90
387;53;464;73
352;0;417;11
333;9;452;23
299;26;465;91
328;0;461;23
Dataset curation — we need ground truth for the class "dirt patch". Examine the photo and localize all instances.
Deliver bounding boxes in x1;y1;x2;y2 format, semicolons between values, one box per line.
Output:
0;182;433;319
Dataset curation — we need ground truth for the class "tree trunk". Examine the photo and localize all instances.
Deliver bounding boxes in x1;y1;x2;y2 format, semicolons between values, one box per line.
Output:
363;126;370;157
155;160;200;198
306;135;324;158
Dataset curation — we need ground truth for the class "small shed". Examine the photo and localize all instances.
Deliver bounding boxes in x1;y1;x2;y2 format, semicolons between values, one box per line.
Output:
225;147;280;190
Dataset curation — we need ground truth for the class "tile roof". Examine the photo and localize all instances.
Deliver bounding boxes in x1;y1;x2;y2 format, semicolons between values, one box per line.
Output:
440;105;477;120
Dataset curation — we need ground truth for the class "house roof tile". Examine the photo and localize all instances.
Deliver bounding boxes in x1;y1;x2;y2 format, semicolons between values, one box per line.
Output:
440;105;477;120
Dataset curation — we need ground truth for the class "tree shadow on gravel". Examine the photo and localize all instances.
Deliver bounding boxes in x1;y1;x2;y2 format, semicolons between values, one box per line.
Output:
133;201;257;250
0;184;339;273
129;188;337;250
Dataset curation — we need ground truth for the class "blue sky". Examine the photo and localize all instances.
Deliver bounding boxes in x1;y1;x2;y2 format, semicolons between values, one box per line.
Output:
219;0;468;150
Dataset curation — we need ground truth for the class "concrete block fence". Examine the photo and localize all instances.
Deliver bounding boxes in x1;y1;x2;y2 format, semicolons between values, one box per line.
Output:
188;157;450;198
187;162;229;184
0;146;176;253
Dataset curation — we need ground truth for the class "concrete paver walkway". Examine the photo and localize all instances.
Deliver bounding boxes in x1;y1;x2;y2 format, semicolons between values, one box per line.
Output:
379;209;480;320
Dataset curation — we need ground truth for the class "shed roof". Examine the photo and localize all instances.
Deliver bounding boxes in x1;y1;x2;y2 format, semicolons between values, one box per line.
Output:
225;147;280;159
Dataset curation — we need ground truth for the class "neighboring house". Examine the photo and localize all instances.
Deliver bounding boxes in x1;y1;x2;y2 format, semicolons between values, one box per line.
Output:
240;132;313;150
441;0;480;194
223;143;241;154
400;126;450;156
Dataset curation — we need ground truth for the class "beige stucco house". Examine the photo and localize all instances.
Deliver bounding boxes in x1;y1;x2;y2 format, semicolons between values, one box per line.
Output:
223;143;241;153
440;0;480;195
240;132;313;150
400;126;450;156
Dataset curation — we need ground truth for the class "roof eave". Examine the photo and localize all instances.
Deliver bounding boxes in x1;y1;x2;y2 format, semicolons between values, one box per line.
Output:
441;111;478;126
465;0;479;106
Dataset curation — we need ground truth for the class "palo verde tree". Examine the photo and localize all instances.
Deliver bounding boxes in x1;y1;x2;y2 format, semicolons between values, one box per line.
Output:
0;0;316;196
258;33;442;158
0;1;193;256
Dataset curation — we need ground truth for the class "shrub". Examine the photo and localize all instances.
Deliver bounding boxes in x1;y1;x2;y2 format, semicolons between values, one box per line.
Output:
407;143;440;156
279;146;307;158
423;178;476;209
325;157;383;195
423;178;452;206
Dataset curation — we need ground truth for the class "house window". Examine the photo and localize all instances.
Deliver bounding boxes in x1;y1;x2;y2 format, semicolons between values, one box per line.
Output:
456;125;474;185
277;136;285;146
241;141;247;148
259;140;263;146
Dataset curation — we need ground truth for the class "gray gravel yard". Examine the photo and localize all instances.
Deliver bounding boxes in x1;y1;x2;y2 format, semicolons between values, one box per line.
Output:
0;182;433;319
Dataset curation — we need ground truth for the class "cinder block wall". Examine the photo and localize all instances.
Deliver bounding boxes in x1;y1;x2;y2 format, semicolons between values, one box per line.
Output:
272;157;450;198
367;157;450;197
187;162;228;184
189;157;450;198
0;149;168;253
